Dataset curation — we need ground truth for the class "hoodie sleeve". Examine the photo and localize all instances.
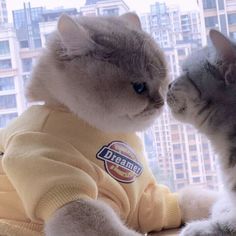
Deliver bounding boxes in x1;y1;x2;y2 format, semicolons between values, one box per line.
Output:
138;181;181;233
2;132;98;222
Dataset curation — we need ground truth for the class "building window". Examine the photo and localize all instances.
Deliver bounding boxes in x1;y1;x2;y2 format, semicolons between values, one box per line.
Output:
20;40;29;48
189;145;197;151
22;58;33;72
191;166;199;172
0;113;17;128
205;16;218;28
204;164;211;170
203;0;216;9
174;154;182;160
34;38;42;48
0;41;10;55
191;155;198;161
206;176;213;181
176;173;184;179
218;0;225;10
228;13;236;25
0;77;15;91
175;163;183;169
173;144;181;150
230;32;236;40
0;95;17;109
193;177;200;183
102;8;119;16
177;49;185;56
0;59;12;69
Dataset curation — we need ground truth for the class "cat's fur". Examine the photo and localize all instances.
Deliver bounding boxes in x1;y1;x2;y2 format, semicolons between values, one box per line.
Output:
26;13;216;235
167;29;236;236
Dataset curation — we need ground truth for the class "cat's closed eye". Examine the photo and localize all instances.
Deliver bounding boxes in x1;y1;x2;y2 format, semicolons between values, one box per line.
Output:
131;82;147;94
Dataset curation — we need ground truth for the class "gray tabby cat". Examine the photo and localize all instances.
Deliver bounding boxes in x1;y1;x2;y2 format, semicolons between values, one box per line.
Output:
167;29;236;236
25;13;216;235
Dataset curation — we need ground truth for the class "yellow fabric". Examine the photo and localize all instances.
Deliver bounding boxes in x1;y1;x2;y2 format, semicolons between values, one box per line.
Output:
0;105;181;235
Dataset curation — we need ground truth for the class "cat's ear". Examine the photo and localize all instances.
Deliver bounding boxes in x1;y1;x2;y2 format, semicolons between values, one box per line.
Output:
57;14;94;55
119;12;142;30
210;29;236;62
210;29;236;85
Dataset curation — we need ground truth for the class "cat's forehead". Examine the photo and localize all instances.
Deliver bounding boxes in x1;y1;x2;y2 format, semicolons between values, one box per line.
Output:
182;47;217;74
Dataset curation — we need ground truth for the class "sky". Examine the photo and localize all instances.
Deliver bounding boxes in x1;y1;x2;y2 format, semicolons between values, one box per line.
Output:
7;0;199;21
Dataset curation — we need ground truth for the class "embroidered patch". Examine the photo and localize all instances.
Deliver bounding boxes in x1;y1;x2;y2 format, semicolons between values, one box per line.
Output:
96;141;143;183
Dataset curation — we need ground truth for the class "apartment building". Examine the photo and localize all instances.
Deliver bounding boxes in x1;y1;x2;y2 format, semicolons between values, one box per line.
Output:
198;0;236;44
81;0;129;16
0;0;7;25
140;2;219;191
0;24;24;127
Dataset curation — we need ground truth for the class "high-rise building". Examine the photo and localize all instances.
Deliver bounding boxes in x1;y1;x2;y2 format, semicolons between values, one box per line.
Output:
140;2;219;191
81;0;129;16
198;0;236;44
0;0;8;25
13;3;44;49
0;24;25;127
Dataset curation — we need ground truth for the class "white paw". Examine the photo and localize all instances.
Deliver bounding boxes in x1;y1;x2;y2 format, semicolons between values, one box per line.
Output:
180;220;219;236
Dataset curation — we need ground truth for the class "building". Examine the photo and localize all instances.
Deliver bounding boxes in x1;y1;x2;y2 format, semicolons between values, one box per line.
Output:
0;24;25;127
81;0;129;16
198;0;236;44
140;2;219;191
0;0;8;25
13;3;44;49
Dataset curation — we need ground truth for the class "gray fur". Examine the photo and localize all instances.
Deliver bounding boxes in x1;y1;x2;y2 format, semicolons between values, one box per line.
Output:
167;30;236;235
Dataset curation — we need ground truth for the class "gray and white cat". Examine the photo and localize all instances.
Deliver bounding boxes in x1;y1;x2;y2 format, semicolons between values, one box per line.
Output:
167;29;236;236
25;13;216;235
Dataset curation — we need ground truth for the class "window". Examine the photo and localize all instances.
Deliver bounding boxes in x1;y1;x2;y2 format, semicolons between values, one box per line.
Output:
102;8;119;16
34;38;42;48
193;177;200;183
22;58;33;72
0;41;10;55
228;13;236;25
189;145;197;151
203;0;216;9
20;40;29;48
0;95;17;109
176;173;184;179
218;0;225;10
191;155;198;161
230;32;236;40
0;77;15;91
173;144;181;150
191;166;199;172
174;154;182;160
0;59;12;69
0;113;18;128
205;16;218;27
177;49;185;56
206;176;213;181
175;163;183;169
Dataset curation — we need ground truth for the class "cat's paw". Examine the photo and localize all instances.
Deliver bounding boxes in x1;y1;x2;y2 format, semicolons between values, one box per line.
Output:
180;220;219;236
177;187;218;222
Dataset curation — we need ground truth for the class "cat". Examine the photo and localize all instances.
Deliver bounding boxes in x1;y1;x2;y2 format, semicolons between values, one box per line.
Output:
0;13;216;236
167;29;236;236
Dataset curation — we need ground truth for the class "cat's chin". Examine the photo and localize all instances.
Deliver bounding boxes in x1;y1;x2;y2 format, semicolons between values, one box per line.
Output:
93;109;162;133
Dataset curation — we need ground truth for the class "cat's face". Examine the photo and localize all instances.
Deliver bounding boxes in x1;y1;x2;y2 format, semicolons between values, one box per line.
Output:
167;30;236;133
29;13;168;132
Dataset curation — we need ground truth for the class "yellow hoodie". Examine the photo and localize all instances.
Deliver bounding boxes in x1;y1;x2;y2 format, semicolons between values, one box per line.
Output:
0;105;181;236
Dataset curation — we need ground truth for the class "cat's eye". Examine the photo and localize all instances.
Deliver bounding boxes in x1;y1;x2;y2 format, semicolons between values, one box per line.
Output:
132;82;147;94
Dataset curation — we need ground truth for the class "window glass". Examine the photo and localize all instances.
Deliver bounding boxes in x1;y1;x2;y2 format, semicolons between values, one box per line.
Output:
0;41;10;55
